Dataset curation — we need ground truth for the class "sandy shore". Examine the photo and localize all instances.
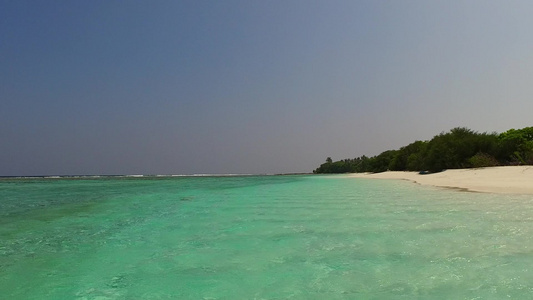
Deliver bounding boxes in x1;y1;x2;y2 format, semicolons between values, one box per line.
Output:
348;166;533;195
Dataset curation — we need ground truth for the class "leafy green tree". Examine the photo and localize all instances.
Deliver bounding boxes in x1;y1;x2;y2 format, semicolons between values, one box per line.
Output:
423;128;498;171
406;152;425;171
389;141;427;171
498;127;533;164
313;126;531;174
369;150;398;173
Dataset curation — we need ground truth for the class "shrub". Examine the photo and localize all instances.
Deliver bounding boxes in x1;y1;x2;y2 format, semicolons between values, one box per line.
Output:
468;152;500;168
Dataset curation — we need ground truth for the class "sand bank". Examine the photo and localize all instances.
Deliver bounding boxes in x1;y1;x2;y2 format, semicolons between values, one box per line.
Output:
348;166;533;195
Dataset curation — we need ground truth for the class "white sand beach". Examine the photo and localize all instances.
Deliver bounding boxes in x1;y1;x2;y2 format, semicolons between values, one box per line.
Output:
348;166;533;195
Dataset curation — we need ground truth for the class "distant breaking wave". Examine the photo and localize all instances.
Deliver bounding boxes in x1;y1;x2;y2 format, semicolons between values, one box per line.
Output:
1;174;266;179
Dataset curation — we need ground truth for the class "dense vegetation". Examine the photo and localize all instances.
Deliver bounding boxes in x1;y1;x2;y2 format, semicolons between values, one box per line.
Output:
313;126;533;174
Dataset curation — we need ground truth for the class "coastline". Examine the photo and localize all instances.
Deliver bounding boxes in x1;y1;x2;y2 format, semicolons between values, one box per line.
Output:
347;166;533;195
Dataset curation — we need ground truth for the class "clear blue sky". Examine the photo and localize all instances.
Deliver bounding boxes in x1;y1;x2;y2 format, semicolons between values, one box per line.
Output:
2;1;533;176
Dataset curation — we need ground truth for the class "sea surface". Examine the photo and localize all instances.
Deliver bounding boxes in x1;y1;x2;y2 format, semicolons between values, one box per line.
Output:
1;175;533;299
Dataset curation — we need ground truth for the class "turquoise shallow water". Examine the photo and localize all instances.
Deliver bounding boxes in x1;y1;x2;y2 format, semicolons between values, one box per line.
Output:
1;175;533;299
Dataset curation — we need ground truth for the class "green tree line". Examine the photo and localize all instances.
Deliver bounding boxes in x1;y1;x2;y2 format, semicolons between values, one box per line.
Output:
313;126;533;174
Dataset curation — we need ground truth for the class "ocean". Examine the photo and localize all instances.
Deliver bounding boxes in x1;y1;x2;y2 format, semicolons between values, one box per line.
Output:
1;175;533;299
